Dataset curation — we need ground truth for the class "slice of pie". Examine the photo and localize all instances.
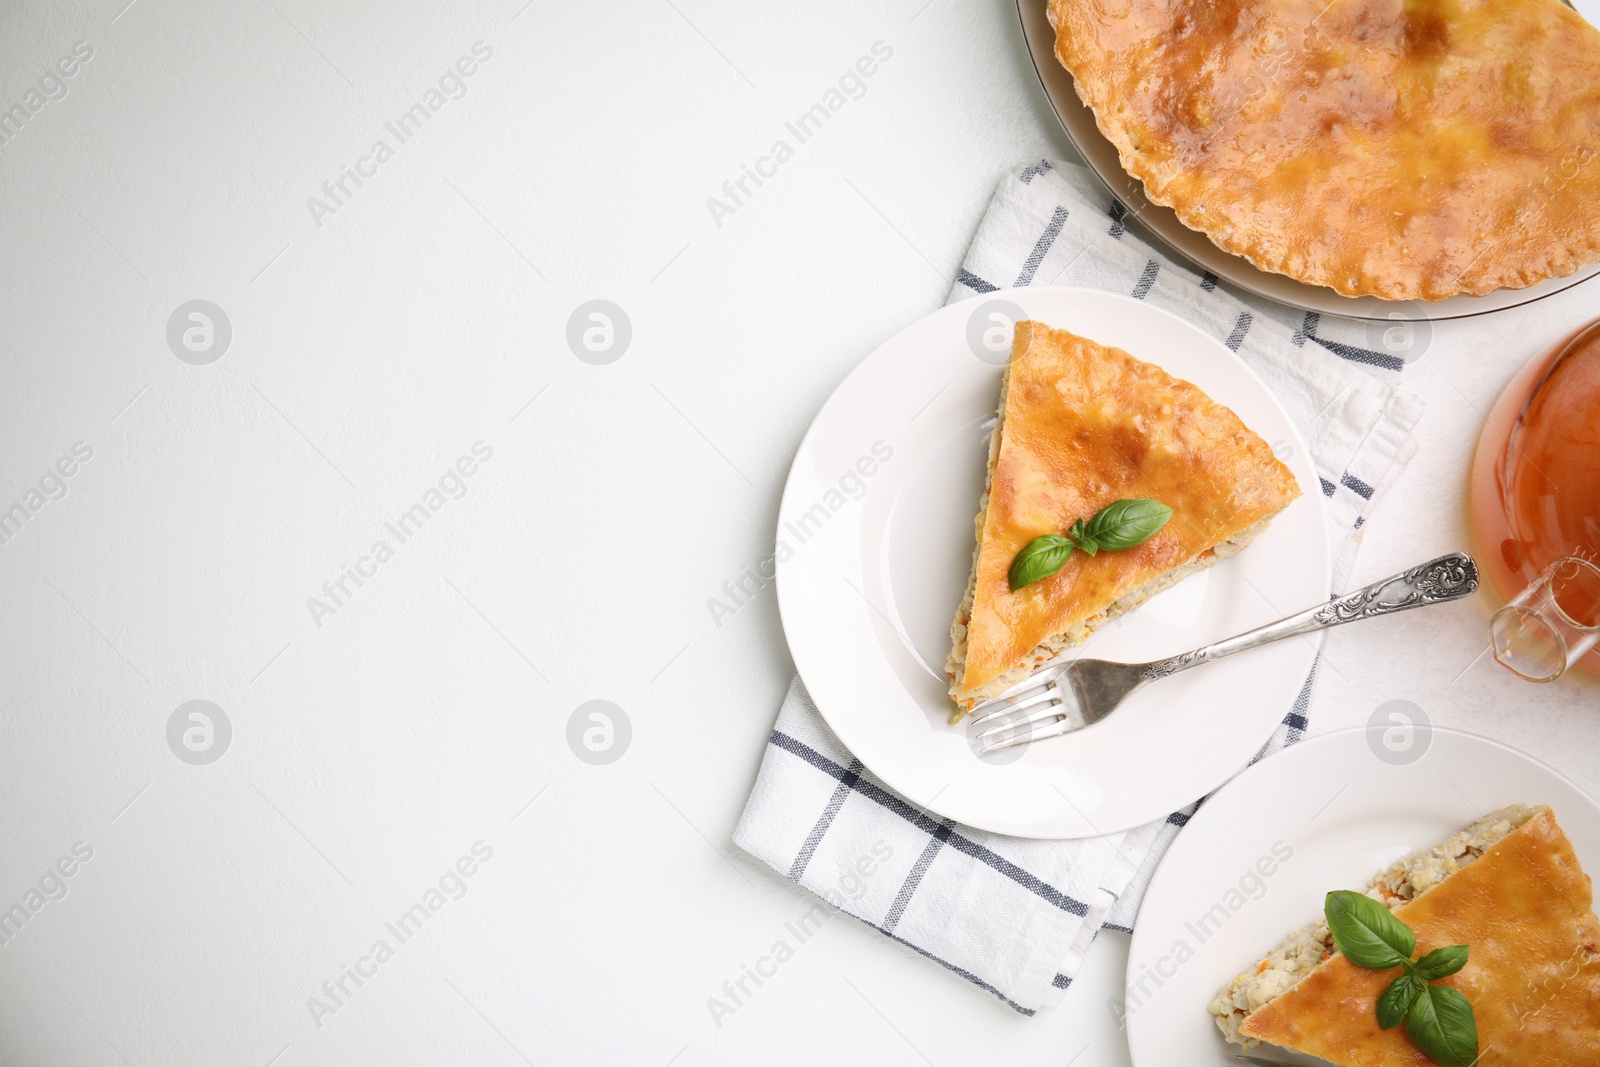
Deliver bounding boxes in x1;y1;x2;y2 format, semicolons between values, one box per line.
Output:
1212;805;1600;1065
945;320;1300;714
1048;0;1600;300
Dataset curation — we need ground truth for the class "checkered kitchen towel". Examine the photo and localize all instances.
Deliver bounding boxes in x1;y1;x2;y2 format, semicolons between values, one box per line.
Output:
733;159;1426;1014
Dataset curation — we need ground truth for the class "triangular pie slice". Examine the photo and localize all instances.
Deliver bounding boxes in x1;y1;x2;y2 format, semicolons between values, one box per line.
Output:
1049;0;1600;300
946;320;1300;713
1213;805;1600;1065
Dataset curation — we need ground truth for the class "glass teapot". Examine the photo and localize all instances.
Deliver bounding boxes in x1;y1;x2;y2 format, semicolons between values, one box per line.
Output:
1470;319;1600;682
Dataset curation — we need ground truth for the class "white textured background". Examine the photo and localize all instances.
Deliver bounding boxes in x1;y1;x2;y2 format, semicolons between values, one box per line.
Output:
1;0;1598;1064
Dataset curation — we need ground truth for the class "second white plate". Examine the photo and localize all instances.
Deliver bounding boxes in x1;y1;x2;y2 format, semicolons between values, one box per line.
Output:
775;287;1329;838
1126;726;1600;1066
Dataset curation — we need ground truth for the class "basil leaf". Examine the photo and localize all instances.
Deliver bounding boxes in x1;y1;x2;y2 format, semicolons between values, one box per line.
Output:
1405;983;1479;1067
1009;535;1075;591
1324;890;1415;970
1082;498;1173;552
1068;518;1096;556
1377;973;1423;1030
1415;945;1469;981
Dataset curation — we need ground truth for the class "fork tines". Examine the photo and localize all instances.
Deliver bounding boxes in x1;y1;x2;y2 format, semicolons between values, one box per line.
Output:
969;667;1075;754
969;673;1061;726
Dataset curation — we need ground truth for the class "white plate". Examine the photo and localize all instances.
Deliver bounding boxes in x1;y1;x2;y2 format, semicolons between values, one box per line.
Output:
1016;0;1600;322
1125;726;1600;1066
774;287;1329;838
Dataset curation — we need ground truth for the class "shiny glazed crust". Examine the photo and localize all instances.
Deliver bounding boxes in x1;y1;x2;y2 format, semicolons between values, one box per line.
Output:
948;320;1300;701
1211;804;1539;1046
1047;0;1600;300
1240;807;1600;1065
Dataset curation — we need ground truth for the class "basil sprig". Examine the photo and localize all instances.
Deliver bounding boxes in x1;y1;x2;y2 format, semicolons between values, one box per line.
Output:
1007;498;1173;591
1324;891;1477;1067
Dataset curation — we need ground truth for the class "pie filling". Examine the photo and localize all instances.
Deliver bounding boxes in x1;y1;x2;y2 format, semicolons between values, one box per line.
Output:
1208;804;1541;1047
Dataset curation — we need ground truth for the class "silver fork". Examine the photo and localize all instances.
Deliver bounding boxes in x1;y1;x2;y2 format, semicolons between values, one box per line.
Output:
969;552;1479;754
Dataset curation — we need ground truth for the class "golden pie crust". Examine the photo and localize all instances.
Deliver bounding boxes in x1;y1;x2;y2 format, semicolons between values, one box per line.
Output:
1047;0;1600;300
1242;807;1600;1065
952;321;1299;700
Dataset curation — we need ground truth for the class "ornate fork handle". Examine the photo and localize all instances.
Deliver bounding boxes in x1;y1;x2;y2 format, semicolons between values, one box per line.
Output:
1142;552;1480;681
1313;552;1478;623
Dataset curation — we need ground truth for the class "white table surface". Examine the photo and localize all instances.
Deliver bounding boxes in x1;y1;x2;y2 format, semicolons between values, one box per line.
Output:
3;1;1599;1064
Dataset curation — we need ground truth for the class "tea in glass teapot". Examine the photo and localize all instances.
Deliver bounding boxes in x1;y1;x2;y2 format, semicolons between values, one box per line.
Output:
1470;319;1600;682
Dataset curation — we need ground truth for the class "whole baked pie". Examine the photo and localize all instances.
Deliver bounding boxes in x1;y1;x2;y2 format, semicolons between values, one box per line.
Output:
1048;0;1600;300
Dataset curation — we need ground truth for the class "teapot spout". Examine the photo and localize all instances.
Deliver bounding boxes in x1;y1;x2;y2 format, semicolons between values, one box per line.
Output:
1491;556;1600;682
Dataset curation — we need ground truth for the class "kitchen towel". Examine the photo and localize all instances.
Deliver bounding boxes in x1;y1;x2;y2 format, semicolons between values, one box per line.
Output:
733;158;1425;1014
